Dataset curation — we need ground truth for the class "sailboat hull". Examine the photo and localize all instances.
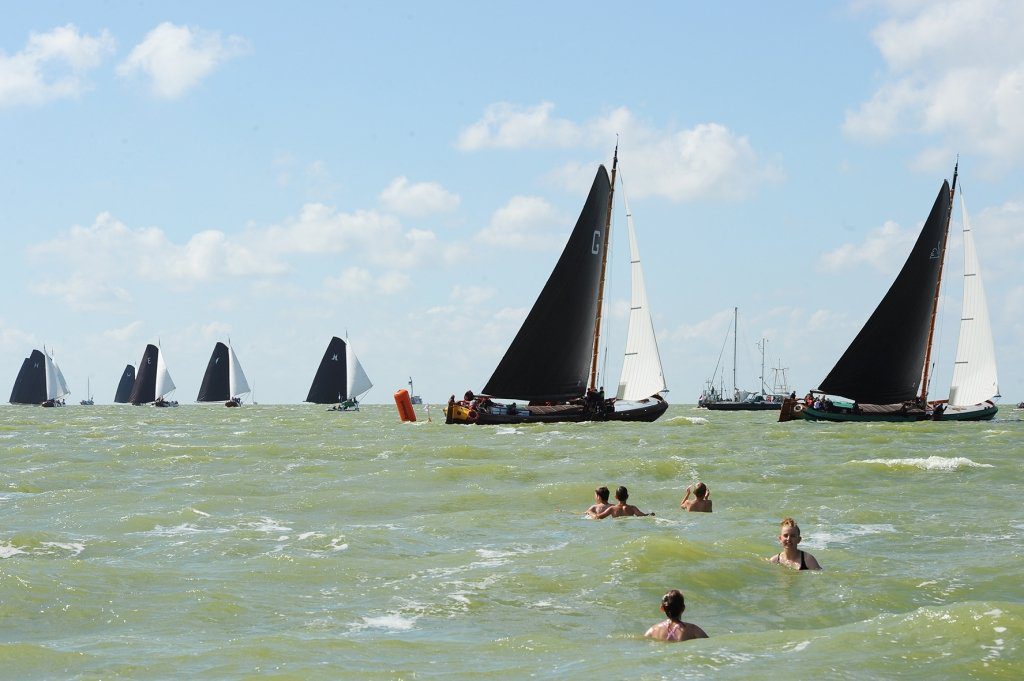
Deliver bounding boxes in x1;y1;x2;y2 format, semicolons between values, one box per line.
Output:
778;397;996;422
933;402;998;421
445;395;668;425
705;400;782;411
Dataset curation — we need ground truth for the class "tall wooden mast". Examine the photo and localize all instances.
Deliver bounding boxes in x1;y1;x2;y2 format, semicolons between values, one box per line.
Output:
589;141;618;391
920;159;957;404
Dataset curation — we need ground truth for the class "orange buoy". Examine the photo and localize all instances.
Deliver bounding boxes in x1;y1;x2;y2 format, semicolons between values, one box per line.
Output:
394;389;416;422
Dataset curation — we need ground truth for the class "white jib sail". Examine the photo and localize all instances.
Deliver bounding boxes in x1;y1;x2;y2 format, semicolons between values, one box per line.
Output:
616;184;667;401
43;353;68;400
346;342;372;400
53;358;70;399
228;343;251;398
155;345;176;399
948;191;999;407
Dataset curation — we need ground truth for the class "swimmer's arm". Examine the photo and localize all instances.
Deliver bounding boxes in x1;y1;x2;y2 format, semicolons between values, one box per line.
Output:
592;506;614;519
679;486;692;508
804;553;823;570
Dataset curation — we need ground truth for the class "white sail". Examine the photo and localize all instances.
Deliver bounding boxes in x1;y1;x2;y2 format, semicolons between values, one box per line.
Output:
616;184;667;401
948;192;999;407
228;343;251;397
54;361;70;398
155;344;176;399
43;353;67;400
346;342;372;400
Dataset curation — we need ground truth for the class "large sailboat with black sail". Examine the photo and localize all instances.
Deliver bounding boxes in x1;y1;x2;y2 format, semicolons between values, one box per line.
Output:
114;364;136;403
305;335;373;410
197;340;252;407
8;347;71;407
444;146;668;425
129;343;179;407
779;162;997;423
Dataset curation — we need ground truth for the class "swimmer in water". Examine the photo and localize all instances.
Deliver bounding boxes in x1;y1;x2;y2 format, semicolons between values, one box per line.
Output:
767;517;822;570
644;589;708;641
592;486;654;518
585;486;613;518
679;482;712;512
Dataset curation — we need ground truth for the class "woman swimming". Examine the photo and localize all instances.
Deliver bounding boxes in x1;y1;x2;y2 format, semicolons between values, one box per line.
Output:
644;589;708;641
767;517;822;570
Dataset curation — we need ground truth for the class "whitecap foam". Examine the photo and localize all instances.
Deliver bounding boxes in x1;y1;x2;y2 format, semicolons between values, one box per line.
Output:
359;614;416;631
190;507;210;517
41;541;86;557
663;415;708;425
850;456;992;470
0;543;26;558
147;523;204;536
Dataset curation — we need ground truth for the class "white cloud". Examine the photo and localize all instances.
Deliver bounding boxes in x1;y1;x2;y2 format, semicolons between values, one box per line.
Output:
101;321;144;343
458;103;782;201
450;284;495;307
845;0;1024;170
324;267;373;294
0;24;114;107
456;102;582;150
117;22;249;99
475;196;567;250
818;220;917;272
31;275;133;311
0;320;34;352
380;177;460;216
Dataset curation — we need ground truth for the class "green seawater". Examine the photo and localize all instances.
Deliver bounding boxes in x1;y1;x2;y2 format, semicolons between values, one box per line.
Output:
1;404;1021;679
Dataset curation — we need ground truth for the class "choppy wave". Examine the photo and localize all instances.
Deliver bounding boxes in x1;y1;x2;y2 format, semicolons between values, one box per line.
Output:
663;415;708;425
849;456;993;470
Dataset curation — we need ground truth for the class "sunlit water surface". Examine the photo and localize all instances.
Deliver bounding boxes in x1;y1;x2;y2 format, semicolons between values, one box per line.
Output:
1;404;1021;679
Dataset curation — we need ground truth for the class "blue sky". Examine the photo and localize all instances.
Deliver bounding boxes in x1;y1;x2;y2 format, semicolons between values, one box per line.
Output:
2;1;1023;404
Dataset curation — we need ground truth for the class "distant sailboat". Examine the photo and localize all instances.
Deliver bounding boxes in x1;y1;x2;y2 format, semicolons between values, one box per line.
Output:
700;308;787;411
444;147;668;425
114;365;136;404
80;377;95;405
305;336;373;410
9;348;70;406
197;340;251;407
780;163;996;423
129;343;178;407
408;377;423;405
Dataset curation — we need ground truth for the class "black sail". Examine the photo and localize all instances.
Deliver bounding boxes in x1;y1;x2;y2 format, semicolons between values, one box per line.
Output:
197;342;230;402
818;180;951;404
129;344;160;405
482;166;610;402
9;350;46;404
305;336;347;403
114;365;136;403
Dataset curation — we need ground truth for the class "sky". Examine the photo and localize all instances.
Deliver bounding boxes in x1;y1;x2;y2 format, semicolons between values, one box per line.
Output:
2;0;1023;405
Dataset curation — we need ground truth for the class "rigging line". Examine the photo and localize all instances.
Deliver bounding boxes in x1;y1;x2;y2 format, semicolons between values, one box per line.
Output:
710;315;731;385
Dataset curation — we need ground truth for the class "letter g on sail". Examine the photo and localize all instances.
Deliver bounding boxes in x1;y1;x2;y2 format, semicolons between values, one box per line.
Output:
592;230;601;254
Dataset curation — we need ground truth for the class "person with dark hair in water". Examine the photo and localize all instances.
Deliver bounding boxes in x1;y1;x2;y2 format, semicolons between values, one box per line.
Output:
593;486;654;518
585;486;613;518
644;589;708;641
767;517;822;570
680;482;712;512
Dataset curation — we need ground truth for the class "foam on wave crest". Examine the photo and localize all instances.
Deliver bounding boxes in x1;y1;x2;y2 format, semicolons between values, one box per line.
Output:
851;456;993;470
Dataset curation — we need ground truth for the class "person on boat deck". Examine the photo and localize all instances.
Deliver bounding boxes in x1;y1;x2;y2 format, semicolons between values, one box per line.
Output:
804;392;813;406
680;482;712;512
592;486;654;518
644;589;708;642
463;390;475;404
585;486;613;518
767;517;821;570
